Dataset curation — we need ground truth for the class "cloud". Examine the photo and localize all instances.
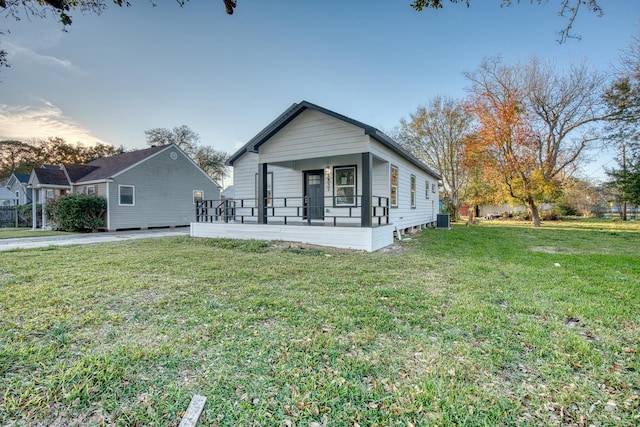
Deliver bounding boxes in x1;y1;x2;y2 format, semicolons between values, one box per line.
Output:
4;41;82;73
0;101;103;143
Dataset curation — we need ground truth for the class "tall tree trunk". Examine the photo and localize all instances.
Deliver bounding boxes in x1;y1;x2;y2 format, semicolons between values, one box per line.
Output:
621;201;627;221
526;198;541;227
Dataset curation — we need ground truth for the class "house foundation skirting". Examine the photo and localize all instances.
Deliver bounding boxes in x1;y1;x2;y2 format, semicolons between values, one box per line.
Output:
190;222;395;252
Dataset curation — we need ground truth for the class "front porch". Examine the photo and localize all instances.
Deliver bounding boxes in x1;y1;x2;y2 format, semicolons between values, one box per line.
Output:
191;195;393;251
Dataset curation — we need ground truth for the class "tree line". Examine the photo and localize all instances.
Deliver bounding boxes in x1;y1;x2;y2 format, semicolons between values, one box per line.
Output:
396;33;640;226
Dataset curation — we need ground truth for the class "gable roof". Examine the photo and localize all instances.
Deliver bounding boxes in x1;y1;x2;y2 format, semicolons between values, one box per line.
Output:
63;163;99;182
11;173;30;184
0;187;18;200
31;168;70;187
227;100;441;179
75;145;170;183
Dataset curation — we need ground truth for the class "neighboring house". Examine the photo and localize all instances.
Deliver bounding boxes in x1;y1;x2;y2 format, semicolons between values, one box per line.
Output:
28;144;220;231
5;173;32;205
191;101;441;252
0;188;19;207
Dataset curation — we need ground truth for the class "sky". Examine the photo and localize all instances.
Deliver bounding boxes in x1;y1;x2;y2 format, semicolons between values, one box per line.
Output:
1;0;639;185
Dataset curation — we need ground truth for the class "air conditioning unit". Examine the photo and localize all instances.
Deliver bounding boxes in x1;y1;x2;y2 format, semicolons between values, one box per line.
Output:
437;213;451;230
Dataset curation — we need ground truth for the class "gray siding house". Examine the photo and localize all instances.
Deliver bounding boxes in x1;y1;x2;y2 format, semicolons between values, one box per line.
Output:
5;173;32;205
191;101;441;251
28;144;220;231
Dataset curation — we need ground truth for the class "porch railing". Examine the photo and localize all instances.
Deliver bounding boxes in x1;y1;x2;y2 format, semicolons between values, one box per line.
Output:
196;196;389;227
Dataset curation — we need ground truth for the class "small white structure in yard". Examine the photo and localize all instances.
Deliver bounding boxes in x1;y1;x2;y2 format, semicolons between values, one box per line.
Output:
191;101;441;251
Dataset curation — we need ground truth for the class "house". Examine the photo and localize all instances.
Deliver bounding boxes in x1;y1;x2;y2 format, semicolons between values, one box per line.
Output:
191;101;441;252
28;144;221;231
5;173;32;205
0;188;19;207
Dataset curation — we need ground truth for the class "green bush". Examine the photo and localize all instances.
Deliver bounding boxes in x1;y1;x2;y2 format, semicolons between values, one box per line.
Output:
45;195;107;232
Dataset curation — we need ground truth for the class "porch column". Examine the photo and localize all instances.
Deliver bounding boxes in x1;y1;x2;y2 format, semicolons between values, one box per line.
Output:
41;189;46;230
257;163;268;224
31;189;36;230
361;153;372;227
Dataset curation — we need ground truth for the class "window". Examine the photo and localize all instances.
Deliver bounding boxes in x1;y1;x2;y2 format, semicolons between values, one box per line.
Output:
410;174;416;208
46;190;54;201
15;191;20;205
432;183;436;193
390;165;398;208
425;180;430;199
334;166;356;206
86;185;96;195
193;190;204;204
119;185;135;206
255;172;273;207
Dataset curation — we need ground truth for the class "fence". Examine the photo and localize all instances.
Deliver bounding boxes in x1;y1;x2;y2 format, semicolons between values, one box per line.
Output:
0;206;30;228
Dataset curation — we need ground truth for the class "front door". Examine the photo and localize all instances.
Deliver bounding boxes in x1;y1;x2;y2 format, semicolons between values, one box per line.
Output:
304;170;324;221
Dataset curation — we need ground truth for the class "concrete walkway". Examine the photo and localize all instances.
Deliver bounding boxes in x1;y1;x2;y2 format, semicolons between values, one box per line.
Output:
0;227;190;251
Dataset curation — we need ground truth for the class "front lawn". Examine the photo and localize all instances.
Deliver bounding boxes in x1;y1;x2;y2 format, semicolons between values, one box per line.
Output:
0;228;71;239
0;219;638;425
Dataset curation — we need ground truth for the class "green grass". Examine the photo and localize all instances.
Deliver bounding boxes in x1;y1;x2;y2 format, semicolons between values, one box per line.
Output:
0;228;72;239
1;219;638;426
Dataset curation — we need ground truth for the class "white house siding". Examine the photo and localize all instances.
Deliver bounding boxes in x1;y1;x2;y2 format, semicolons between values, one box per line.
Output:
106;148;219;230
259;109;368;164
368;138;439;231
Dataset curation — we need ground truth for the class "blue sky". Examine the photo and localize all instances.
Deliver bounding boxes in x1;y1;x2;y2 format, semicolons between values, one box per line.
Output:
1;0;639;183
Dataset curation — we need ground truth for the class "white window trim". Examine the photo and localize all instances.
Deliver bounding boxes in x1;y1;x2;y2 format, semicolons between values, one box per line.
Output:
390;165;398;208
425;180;430;199
334;166;356;207
193;190;204;204
410;174;416;209
118;185;135;206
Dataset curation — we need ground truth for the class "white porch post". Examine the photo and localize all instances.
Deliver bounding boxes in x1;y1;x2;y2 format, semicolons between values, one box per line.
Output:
41;189;46;230
31;188;37;230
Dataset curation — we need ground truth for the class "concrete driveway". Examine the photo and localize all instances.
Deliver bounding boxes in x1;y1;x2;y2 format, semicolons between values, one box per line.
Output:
0;227;190;251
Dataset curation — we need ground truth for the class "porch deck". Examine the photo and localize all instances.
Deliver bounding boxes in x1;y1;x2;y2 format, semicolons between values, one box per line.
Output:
190;222;395;252
191;196;396;251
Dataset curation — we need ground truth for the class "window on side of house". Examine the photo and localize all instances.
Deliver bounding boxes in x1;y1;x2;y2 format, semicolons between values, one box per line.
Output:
334;166;356;206
425;180;430;199
87;185;96;195
46;189;54;200
254;172;273;207
119;185;135;206
410;174;416;208
390;165;398;208
193;190;204;204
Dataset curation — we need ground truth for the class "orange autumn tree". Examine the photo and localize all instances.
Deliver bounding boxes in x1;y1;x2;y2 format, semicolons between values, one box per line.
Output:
464;57;607;226
460;132;507;222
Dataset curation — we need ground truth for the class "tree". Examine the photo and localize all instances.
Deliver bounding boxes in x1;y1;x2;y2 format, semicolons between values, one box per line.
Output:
0;140;36;179
31;137;124;166
144;125;229;182
398;96;474;220
0;137;124;181
555;177;602;217
464;56;607;226
191;145;229;183
603;33;640;219
144;124;202;153
411;0;603;43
